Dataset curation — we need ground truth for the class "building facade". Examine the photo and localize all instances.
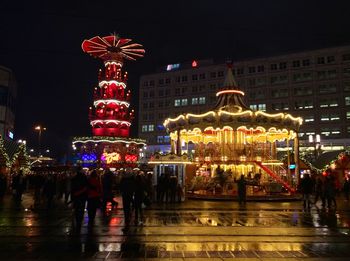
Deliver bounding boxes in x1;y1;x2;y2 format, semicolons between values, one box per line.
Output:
138;45;350;154
0;65;16;141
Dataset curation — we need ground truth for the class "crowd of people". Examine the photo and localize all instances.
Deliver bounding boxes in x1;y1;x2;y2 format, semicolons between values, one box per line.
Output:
299;173;350;210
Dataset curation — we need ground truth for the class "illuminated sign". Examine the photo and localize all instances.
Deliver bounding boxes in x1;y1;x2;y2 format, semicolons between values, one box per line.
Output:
166;63;180;71
81;153;97;162
125;154;138;162
101;152;121;164
7;131;14;140
192;60;198;67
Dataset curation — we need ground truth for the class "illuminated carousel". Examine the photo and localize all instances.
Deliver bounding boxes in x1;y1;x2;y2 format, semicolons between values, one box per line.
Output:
163;64;303;197
73;34;146;168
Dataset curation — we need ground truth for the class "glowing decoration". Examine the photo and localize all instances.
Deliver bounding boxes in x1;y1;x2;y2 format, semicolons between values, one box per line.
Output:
81;153;97;162
192;60;198;67
72;33;147;169
83;34;144;138
216;89;245;96
94;99;130;107
82;34;145;61
125;154;138;162
163;63;303;194
102;152;121;164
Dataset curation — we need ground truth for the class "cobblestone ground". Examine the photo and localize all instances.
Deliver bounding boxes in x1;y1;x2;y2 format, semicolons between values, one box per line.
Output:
0;193;350;260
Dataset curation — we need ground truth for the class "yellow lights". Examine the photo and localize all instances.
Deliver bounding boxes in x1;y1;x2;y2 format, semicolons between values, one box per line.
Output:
93;99;130;107
239;156;247;161
218;110;253;117
221;156;228;161
99;80;127;88
185;111;216;119
261;162;284;166
216;89;245;96
149;161;192;164
102;152;121;164
35;126;46;131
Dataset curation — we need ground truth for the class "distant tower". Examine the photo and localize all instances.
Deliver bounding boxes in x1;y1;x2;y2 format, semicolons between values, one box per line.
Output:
82;35;145;137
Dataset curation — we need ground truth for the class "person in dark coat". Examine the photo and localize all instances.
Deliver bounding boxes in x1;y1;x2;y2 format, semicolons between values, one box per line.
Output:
314;176;325;207
70;167;88;234
169;175;178;203
87;170;101;227
43;174;56;209
0;173;7;200
134;171;146;225
102;169;118;213
12;170;26;202
324;175;337;208
236;174;247;205
120;168;135;229
300;173;314;209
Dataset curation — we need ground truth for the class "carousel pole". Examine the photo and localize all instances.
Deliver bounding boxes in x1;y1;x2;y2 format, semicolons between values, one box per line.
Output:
294;135;300;190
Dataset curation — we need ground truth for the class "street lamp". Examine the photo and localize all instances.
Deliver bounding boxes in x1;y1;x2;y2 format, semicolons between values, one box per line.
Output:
34;125;46;157
308;134;321;160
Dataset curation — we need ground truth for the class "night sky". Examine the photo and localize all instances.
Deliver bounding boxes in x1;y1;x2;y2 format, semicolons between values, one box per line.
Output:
1;0;350;159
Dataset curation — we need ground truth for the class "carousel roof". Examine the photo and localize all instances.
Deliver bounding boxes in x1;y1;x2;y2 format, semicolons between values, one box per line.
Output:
164;63;303;132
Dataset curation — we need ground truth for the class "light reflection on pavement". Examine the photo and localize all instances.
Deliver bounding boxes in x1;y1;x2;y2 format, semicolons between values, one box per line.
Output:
0;195;350;260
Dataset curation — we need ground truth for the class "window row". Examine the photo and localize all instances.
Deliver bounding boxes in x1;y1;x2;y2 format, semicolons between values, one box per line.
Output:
141;124;155;132
174;97;206;107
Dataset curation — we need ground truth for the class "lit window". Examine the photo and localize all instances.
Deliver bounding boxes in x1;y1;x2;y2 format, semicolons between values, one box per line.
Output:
157;136;164;143
174;99;181;107
192;98;198;105
164;136;170;143
304;116;314;122
320;116;330;121
199;97;206;104
346;97;350;106
142;125;148;132
258;104;266;111
321;131;330;136
347;112;350;119
148;125;154;131
250;104;257;110
181;99;188;106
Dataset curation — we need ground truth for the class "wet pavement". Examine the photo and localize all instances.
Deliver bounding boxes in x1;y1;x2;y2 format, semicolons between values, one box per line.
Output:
0;194;350;260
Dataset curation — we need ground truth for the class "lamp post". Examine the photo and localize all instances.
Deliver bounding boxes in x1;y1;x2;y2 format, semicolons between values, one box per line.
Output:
308;134;321;160
34;126;46;157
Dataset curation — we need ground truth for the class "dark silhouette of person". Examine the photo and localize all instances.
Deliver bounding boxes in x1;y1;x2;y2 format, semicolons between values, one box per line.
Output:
43;174;56;209
102;169;118;213
324;175;337;208
300;173;314;210
157;173;165;202
87;170;101;227
314;176;325;207
169;174;178;203
0;173;7;200
134;171;146;225
120;168;135;229
33;173;44;206
12;170;26;202
236;174;247;205
71;167;88;234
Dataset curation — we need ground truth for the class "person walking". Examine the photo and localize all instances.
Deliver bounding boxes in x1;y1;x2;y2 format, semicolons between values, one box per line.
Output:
43;174;56;209
70;167;88;234
236;174;247;205
134;171;146;225
314;176;325;207
324;175;337;208
87;170;101;228
300;173;314;210
102;169;118;213
12;170;26;202
120;168;135;230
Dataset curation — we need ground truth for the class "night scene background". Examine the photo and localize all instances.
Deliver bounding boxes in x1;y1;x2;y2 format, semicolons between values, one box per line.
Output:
1;0;350;160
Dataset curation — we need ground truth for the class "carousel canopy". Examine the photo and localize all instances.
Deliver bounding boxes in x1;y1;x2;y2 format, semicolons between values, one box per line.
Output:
164;64;302;133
